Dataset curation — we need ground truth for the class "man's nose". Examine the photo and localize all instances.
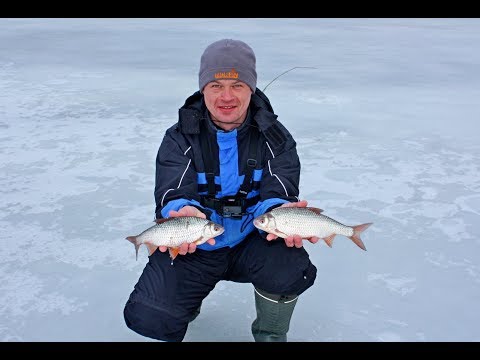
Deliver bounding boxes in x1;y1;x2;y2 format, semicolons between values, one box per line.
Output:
220;87;234;100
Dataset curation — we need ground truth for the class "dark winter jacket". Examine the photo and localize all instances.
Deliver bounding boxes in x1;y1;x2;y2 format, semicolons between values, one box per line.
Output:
154;88;301;250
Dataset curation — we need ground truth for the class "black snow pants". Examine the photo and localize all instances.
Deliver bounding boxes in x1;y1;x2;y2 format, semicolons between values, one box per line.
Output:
123;231;317;342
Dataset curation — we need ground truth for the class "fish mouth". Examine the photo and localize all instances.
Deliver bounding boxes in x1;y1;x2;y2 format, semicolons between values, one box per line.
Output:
213;225;225;237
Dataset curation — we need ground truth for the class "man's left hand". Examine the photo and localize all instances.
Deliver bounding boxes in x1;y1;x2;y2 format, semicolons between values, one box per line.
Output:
265;200;320;248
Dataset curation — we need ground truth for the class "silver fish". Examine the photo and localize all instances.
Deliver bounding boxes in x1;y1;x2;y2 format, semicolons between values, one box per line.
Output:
126;216;225;260
253;207;372;251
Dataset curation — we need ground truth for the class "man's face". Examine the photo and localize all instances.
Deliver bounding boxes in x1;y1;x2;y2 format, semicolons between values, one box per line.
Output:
202;79;252;131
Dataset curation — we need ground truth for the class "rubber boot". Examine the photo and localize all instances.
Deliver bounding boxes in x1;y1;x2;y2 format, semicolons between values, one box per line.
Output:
251;288;298;342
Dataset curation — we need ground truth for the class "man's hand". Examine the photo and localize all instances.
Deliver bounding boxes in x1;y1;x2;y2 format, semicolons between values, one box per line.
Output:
265;200;320;248
147;206;216;256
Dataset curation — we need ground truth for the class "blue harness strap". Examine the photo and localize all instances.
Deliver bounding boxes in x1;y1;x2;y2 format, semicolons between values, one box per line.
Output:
199;119;261;218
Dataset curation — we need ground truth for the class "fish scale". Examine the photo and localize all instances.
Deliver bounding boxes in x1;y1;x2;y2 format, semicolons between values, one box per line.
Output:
253;206;372;251
126;216;225;260
272;207;354;238
138;217;207;247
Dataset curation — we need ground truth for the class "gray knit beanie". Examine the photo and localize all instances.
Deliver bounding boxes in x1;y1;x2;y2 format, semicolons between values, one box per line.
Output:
199;39;257;93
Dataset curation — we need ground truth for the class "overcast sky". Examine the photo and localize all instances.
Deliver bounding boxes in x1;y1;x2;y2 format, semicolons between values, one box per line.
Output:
1;18;479;342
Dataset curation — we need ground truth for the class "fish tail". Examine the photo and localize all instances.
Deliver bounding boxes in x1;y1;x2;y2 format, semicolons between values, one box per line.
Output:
348;223;372;251
126;236;141;261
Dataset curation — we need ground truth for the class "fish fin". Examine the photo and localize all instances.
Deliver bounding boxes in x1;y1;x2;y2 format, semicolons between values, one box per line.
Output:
274;229;290;238
145;243;158;256
126;236;141;261
349;223;373;251
194;237;205;245
154;218;173;224
168;247;180;260
323;233;336;248
306;207;324;215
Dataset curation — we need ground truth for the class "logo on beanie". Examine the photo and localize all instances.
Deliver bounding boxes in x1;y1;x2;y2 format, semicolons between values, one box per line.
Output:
214;68;239;80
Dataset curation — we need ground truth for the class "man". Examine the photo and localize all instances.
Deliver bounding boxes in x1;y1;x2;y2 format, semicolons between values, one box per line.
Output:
123;39;318;342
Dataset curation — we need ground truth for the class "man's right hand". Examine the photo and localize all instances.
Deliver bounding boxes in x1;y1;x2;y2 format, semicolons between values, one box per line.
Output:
147;206;216;256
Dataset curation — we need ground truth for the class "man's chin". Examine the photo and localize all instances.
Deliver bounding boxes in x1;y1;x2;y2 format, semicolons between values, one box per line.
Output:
213;118;237;125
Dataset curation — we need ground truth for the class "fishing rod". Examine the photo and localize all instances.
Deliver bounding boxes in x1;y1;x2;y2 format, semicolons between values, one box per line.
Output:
262;66;317;93
212;66;317;128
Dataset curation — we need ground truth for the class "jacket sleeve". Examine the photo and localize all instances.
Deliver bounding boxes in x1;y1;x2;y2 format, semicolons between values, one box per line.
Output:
154;128;207;219
252;123;301;218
